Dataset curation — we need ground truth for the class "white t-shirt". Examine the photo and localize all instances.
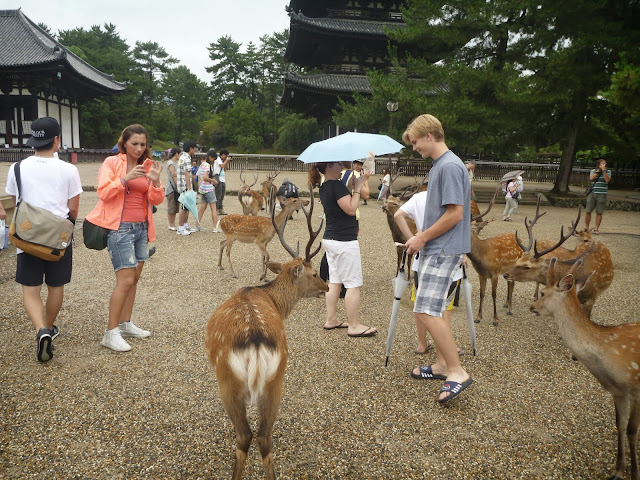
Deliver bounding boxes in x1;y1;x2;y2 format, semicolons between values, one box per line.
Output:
399;190;463;281
5;155;82;219
213;158;226;183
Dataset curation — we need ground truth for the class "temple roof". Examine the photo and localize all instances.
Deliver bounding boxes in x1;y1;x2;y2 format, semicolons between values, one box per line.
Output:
0;9;125;94
282;72;371;95
288;11;403;37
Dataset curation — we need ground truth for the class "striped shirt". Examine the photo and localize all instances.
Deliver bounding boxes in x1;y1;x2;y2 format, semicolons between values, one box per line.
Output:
590;169;611;194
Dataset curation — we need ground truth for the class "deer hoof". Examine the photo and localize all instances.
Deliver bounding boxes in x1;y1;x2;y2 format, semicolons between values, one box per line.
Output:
492;321;499;327
474;319;481;324
507;311;513;316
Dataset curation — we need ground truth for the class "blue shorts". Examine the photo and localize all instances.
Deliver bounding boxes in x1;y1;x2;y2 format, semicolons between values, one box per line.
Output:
200;191;217;204
414;252;463;317
107;222;149;272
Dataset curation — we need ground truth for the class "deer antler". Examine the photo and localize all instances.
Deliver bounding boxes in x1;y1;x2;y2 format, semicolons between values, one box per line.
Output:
515;195;547;252
301;183;324;261
532;206;581;258
472;187;500;222
240;171;258;188
391;167;404;183
271;190;299;259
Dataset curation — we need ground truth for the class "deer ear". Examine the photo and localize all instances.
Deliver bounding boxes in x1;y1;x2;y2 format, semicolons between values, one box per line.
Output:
266;261;282;274
558;274;575;292
575;271;595;293
292;264;304;278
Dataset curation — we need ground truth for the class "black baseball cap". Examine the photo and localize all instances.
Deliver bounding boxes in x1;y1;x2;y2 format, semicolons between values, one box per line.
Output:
26;117;60;148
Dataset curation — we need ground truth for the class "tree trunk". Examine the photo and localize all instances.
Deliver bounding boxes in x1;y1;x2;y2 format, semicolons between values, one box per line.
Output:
551;114;581;194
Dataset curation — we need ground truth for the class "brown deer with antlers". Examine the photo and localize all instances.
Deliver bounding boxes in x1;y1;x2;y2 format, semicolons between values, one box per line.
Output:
381;196;417;279
238;171;264;216
531;258;639;480
219;196;310;280
206;190;327;480
260;170;280;214
504;201;613;317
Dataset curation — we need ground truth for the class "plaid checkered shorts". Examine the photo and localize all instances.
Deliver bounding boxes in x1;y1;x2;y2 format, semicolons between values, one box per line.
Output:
414;251;464;317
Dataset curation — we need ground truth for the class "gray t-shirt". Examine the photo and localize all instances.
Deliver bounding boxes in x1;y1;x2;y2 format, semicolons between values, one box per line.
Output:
422;150;470;255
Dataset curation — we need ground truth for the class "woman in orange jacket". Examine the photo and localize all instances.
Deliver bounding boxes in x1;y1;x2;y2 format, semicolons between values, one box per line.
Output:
85;124;164;352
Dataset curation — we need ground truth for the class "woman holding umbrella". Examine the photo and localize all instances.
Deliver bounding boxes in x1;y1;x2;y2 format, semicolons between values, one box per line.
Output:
85;124;164;352
502;175;523;221
309;162;377;338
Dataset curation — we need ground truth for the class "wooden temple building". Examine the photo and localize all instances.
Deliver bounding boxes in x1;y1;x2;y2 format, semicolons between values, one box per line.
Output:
280;0;405;136
0;9;125;149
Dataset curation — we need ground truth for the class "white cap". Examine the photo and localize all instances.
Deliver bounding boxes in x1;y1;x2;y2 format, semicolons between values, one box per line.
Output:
517;175;522;181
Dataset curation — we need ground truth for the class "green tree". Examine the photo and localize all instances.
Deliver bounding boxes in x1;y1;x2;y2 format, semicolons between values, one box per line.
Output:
57;24;144;147
206;36;247;109
160;66;209;144
274;114;321;153
132;41;178;125
223;98;262;144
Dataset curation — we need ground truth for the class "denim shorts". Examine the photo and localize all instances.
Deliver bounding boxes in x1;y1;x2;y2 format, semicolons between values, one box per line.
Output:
107;222;149;272
200;191;217;204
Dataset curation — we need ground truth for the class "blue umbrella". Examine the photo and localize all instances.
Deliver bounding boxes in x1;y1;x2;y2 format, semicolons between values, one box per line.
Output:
298;132;405;164
110;144;119;153
177;190;198;220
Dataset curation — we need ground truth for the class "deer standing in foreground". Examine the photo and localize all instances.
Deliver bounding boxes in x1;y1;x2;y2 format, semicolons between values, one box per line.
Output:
238;171;264;216
504;202;612;317
206;191;328;480
531;258;639;480
219;196;310;280
260;170;280;214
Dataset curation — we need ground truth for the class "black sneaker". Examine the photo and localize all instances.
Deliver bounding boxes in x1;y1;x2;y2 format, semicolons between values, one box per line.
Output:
51;325;59;340
37;328;53;363
148;246;156;258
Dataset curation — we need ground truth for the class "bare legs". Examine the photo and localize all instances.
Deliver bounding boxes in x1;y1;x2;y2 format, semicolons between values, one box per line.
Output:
108;263;144;330
22;284;64;332
198;202;218;229
584;211;603;232
324;283;376;335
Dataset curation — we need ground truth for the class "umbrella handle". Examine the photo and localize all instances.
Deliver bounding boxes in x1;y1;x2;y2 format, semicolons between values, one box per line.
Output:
462;265;468;280
400;249;408;271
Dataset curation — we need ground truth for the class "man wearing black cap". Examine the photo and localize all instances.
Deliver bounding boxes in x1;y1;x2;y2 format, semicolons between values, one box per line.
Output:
5;117;83;363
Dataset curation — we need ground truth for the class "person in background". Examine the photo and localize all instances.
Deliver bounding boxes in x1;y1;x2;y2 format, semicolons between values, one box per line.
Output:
85;124;164;352
176;140;198;235
196;149;219;232
584;158;612;234
351;159;369;205
378;169;391;201
465;161;476;198
403;113;472;403
5;117;82;362
214;149;232;214
502;175;522;222
164;147;181;230
309;162;377;338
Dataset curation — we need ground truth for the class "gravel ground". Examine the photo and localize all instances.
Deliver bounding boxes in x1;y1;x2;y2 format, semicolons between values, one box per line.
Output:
1;164;639;479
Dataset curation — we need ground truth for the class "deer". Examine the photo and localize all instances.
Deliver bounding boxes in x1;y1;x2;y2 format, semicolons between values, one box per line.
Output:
382;195;416;280
503;201;613;317
530;258;639;480
238;171;264;216
219;196;310;281
260;170;280;214
205;189;328;480
467;191;562;326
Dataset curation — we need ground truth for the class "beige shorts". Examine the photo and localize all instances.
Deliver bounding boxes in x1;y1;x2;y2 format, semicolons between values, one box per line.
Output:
321;239;363;289
166;193;178;214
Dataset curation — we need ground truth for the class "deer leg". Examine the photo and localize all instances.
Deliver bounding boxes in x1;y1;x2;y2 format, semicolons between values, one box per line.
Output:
257;376;285;480
504;280;514;315
534;282;540;300
611;395;631;480
491;276;499;326
628;399;640;480
226;238;237;278
257;242;270;281
475;277;487;323
218;239;227;270
219;383;253;480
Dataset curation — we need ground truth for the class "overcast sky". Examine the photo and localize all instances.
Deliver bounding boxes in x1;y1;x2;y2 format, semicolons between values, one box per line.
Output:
6;0;291;82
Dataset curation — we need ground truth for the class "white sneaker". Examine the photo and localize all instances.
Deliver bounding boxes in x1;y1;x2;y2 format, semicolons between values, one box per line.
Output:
119;320;151;338
177;228;191;236
168;226;177;231
101;328;131;352
195;225;206;232
187;226;197;233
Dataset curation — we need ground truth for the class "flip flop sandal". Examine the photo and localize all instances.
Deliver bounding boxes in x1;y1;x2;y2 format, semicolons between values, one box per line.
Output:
438;378;473;403
415;343;435;355
411;365;446;380
348;327;377;337
323;321;348;330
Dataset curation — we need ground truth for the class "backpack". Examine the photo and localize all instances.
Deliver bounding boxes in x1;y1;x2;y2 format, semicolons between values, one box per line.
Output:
283;181;298;198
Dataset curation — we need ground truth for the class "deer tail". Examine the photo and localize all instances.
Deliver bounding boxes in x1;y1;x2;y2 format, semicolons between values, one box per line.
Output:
228;345;281;405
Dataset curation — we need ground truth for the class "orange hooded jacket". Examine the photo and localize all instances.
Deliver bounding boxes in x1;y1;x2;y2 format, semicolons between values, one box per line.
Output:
85;154;164;241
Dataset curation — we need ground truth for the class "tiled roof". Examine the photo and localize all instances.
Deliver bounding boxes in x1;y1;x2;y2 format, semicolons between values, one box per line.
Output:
289;11;404;37
283;72;371;95
0;9;125;93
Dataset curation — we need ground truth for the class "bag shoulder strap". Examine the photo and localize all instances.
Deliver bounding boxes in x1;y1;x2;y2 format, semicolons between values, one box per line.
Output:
591;170;603;186
13;161;22;199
